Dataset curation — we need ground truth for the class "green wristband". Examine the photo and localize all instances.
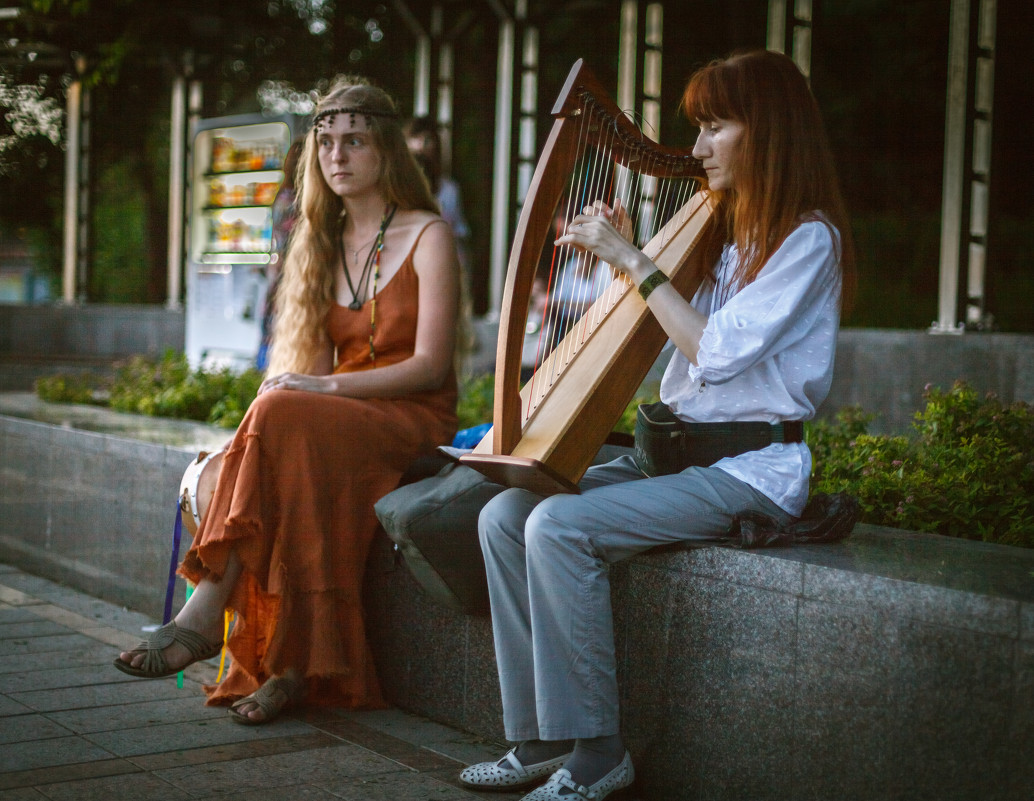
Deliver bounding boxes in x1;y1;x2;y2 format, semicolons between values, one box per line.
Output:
638;270;669;301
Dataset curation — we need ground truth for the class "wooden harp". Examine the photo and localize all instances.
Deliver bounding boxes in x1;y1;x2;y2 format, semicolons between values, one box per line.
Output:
460;59;719;495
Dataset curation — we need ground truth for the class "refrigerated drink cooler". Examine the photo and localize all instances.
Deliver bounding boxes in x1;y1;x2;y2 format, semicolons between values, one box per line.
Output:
185;114;294;370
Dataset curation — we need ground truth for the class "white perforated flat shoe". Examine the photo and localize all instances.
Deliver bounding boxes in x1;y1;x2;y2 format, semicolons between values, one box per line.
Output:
519;751;634;801
459;746;572;791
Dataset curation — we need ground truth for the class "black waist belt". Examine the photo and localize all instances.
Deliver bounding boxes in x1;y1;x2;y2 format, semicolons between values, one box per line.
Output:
678;420;804;443
633;402;804;477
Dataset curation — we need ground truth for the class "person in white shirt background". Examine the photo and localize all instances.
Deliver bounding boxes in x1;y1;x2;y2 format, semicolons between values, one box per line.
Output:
459;49;856;801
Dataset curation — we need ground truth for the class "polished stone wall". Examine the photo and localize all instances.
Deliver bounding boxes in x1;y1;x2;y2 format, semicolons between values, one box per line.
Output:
0;405;224;618
364;526;1034;801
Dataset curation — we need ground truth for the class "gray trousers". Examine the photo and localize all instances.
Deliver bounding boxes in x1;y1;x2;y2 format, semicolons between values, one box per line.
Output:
478;455;794;742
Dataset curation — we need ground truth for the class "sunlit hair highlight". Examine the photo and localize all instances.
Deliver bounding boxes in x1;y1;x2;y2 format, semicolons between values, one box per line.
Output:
681;49;855;309
266;75;438;375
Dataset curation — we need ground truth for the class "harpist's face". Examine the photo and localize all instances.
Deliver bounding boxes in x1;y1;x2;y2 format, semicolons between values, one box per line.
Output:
692;118;746;192
315;113;383;200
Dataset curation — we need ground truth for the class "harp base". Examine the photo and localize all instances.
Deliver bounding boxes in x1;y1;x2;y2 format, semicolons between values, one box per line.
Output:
458;454;581;497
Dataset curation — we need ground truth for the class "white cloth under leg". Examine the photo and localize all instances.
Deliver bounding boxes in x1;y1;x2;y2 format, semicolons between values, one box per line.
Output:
479;456;794;741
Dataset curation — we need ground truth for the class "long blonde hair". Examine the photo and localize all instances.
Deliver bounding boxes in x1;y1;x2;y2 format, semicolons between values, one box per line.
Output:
266;76;438;375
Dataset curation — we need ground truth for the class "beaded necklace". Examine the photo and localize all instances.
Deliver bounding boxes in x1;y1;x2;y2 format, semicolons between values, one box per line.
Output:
338;203;397;361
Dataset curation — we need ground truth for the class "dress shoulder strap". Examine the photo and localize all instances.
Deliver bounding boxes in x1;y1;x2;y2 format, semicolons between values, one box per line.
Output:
403;217;450;265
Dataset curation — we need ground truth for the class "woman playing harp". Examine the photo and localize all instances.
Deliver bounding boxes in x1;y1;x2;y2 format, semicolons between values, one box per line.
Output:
460;50;854;801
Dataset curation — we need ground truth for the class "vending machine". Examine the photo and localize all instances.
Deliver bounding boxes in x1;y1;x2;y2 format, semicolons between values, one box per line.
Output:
185;114;294;370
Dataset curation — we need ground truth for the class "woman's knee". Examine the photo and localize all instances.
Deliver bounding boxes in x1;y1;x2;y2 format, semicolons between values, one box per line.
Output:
478;488;537;553
524;496;585;557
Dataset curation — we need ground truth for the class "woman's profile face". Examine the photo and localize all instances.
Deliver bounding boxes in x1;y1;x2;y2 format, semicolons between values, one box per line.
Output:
692;118;746;192
315;112;383;199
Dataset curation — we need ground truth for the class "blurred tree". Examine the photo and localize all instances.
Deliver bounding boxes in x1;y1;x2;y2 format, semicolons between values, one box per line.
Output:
0;0;394;301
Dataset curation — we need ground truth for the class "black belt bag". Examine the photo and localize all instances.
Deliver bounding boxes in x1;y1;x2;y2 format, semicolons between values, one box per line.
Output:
633;401;804;477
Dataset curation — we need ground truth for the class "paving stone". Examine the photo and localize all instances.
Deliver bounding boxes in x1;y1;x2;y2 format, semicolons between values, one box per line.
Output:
0;634;98;658
319;770;486;800
20;771;190;801
0;713;75;746
0;759;139;793
0;735;117;773
150;743;379;796
0;787;47;799
0;697;32;718
83;715;317;758
0;622;73;641
0;643;115;675
0;665;142;694
10;676;203;713
313;718;459;772
44;695;225;735
274;741;421;777
129;731;341;772
0;610;39;625
193;785;345;801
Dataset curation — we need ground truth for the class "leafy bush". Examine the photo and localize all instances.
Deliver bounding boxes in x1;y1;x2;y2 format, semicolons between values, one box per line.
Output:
810;381;1034;548
109;352;263;428
36;350;263;429
34;371;107;404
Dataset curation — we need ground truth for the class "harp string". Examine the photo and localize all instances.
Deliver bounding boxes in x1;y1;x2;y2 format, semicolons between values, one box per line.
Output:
522;98;702;420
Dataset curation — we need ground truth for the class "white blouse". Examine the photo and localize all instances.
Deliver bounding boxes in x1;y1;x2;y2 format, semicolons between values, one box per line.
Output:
659;219;842;516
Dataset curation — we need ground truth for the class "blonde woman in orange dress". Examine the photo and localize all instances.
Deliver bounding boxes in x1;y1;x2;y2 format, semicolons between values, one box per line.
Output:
114;75;460;724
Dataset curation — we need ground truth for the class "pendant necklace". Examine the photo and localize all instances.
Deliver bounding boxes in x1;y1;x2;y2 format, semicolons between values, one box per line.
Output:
339;204;397;312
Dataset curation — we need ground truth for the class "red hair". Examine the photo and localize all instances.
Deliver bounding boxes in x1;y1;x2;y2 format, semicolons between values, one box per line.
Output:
681;50;855;309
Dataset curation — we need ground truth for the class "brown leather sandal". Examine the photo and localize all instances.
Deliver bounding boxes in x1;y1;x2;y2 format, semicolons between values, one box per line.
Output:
112;621;223;679
228;675;306;725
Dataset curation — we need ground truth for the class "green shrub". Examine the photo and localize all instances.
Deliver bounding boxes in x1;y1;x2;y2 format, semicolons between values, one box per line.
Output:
456;372;495;431
103;350;262;429
810;381;1034;548
34;372;107;405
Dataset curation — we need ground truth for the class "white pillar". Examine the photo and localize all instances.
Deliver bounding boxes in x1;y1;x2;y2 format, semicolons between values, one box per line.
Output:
166;72;186;310
932;0;971;334
61;70;82;304
642;3;663;137
488;7;515;314
515;25;538;205
617;1;637;114
767;0;812;78
438;41;455;175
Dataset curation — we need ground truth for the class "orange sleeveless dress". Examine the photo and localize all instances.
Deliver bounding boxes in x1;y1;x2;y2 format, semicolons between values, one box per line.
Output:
180;222;457;708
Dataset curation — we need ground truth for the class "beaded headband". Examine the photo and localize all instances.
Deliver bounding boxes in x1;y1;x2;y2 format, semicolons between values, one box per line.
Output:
312;106;398;132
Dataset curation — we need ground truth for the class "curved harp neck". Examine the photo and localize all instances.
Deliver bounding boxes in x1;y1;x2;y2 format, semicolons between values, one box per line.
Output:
475;60;713;492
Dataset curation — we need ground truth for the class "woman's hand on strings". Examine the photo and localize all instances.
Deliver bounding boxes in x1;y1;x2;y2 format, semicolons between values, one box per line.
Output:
557;199;709;363
555;199;655;285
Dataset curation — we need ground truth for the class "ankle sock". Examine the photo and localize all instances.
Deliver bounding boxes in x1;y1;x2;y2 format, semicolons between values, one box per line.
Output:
510;738;574;766
562;734;625;789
